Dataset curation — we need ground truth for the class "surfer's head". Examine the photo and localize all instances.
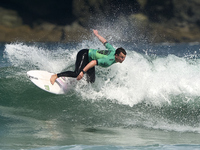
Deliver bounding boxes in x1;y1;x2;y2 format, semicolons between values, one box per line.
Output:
115;47;126;63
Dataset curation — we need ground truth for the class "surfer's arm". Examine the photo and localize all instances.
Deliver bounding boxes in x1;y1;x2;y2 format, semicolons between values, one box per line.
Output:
77;60;97;81
93;29;107;44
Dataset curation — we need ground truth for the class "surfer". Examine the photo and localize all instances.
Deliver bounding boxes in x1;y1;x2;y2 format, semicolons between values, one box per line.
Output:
50;29;126;84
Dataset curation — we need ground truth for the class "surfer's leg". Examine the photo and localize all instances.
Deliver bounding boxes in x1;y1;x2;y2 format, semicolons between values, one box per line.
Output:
57;49;89;78
74;49;89;75
86;67;95;83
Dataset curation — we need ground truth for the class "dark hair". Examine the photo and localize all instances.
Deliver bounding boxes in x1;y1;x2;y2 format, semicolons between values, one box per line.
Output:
115;47;127;55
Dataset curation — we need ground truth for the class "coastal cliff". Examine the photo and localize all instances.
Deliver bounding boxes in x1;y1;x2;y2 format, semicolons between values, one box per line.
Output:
0;0;200;43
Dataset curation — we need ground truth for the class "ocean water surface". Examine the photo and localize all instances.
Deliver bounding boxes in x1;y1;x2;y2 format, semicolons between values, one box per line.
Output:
1;41;200;150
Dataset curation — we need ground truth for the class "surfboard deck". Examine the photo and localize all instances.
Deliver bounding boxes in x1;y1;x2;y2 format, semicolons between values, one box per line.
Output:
27;70;72;94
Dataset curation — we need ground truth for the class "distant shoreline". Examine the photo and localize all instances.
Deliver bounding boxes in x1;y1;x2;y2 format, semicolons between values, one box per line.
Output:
0;23;200;44
0;0;200;43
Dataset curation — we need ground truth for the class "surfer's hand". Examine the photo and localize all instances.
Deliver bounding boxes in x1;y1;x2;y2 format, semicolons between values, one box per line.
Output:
77;72;84;81
93;29;98;34
50;74;58;85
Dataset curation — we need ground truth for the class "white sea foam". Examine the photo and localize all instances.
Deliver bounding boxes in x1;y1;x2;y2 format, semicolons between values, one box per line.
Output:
76;43;200;107
4;43;77;73
4;42;200;107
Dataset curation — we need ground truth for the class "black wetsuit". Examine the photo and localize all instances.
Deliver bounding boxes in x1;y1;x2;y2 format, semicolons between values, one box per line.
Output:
57;49;95;83
57;43;116;83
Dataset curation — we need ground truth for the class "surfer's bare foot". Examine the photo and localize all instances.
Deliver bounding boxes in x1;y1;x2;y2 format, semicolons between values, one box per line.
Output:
50;74;58;85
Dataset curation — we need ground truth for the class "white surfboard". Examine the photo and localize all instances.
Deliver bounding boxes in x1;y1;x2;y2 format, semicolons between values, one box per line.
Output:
27;70;73;94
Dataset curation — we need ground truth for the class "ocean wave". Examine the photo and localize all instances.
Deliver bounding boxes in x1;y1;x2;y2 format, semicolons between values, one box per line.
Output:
1;42;200;133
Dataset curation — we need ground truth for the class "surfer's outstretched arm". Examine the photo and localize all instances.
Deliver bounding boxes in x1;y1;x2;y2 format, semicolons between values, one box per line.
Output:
93;29;107;44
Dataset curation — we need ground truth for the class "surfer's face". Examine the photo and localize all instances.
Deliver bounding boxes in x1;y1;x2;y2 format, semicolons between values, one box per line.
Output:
115;52;126;63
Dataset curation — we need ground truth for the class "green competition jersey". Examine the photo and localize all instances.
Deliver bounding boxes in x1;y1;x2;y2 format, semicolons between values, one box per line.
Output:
88;42;116;67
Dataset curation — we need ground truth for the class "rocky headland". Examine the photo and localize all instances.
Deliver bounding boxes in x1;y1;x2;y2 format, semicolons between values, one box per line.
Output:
0;0;200;43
